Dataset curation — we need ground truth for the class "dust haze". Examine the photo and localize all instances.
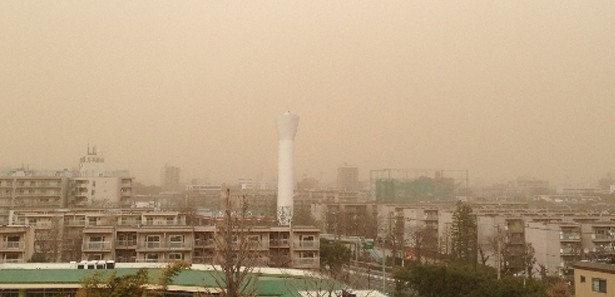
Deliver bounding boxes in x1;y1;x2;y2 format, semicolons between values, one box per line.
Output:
1;1;614;187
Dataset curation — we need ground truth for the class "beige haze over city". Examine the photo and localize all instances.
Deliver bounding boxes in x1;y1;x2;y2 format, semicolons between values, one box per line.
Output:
1;1;614;187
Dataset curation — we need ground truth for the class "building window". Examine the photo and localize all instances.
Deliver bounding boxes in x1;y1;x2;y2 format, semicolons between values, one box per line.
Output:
169;235;184;248
145;253;159;263
4;253;21;263
169;253;183;261
593;278;607;293
581;276;586;283
300;235;316;248
146;235;161;248
90;235;105;242
301;251;315;258
248;235;261;245
299;251;316;265
88;254;102;261
6;236;20;248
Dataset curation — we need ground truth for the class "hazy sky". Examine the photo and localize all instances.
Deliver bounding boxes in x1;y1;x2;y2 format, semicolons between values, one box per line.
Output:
1;1;614;187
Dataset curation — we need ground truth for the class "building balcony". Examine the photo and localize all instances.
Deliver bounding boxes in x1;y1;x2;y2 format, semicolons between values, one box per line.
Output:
14;193;61;198
269;239;290;247
14;184;39;188
74;185;89;191
169;242;193;250
116;256;137;263
192;256;215;264
592;234;615;241
424;215;438;221
194;239;215;248
118;220;141;227
559;234;581;241
65;219;86;227
137;241;192;250
140;242;162;249
295;257;319;268
560;248;580;255
293;240;318;249
116;240;138;249
0;241;23;250
83;241;112;251
38;183;62;188
1;258;25;264
73;194;88;201
138;257;165;263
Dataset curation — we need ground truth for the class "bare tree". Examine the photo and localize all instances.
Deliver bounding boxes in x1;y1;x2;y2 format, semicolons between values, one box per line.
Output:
31;216;63;262
205;189;259;297
486;229;537;277
406;225;439;262
385;212;405;266
485;228;506;275
61;226;83;262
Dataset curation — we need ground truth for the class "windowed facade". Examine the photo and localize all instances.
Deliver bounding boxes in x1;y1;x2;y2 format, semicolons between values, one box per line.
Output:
593;278;607;293
6;235;21;248
299;235;316;248
169;235;184;248
146;235;161;248
145;253;159;262
574;263;615;296
169;252;183;260
88;254;102;261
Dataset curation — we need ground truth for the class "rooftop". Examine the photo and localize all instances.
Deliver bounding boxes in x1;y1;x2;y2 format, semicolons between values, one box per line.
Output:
0;263;346;297
573;261;615;274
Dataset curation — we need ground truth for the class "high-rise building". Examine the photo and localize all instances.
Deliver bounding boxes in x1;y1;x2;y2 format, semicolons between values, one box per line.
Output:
0;170;69;210
72;147;133;207
337;164;359;191
276;112;299;226
161;164;181;192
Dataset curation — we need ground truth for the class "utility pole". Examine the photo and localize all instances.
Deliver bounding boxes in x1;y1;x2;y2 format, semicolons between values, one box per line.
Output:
382;248;386;293
496;224;501;280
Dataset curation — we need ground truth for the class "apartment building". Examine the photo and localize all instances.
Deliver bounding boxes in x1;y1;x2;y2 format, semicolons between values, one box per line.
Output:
0;170;133;209
584;222;615;258
0;225;34;263
80;223;319;268
70;176;133;207
0;208;320;269
0;174;69;209
309;200;615;277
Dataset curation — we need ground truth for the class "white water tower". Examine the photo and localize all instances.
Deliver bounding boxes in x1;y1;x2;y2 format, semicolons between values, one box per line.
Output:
276;112;299;225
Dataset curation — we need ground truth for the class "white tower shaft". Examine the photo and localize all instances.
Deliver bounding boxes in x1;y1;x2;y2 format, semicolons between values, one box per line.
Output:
277;112;299;225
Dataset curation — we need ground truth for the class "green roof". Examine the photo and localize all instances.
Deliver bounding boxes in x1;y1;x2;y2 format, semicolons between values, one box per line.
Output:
0;268;344;297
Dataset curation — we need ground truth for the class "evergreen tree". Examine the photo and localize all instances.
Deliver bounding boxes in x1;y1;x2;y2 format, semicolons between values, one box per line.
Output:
394;262;549;297
320;239;352;276
450;201;478;265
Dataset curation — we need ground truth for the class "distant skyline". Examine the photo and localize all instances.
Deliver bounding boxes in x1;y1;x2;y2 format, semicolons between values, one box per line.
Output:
1;1;614;187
